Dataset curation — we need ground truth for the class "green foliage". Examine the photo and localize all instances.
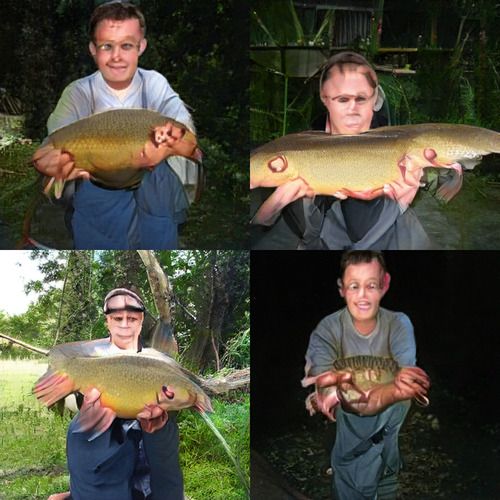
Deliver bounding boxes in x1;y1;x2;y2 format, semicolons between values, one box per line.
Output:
2;250;249;372
251;2;500;136
168;251;249;371
0;142;39;245
221;326;250;369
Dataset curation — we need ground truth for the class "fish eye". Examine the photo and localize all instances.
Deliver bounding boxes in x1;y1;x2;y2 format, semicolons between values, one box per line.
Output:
162;385;175;399
268;155;287;173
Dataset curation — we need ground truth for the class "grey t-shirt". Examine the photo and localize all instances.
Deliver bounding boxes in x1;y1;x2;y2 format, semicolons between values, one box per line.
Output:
305;306;417;377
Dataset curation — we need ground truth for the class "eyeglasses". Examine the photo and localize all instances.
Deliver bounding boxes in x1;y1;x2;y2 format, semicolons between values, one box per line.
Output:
343;282;383;294
95;42;141;53
108;314;141;325
322;91;376;107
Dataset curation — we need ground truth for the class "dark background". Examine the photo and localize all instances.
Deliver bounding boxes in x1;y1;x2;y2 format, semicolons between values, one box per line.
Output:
251;250;500;439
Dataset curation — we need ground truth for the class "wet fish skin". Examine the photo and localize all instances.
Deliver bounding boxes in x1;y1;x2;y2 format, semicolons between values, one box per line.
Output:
303;355;429;421
46;108;198;192
33;341;212;419
250;123;500;199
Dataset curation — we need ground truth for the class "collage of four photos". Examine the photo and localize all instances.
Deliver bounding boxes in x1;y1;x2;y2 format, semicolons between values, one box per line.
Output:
1;1;500;499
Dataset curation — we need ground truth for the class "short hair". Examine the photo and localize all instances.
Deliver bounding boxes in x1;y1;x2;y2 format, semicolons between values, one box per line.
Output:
89;1;146;42
339;250;387;282
319;51;378;91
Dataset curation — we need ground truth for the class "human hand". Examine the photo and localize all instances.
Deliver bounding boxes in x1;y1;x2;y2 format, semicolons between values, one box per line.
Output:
393;366;430;405
76;387;116;434
137;404;168;433
153;122;201;160
333;186;385;201
302;370;353;421
252;178;314;225
382;153;428;210
338;366;430;416
32;144;89;181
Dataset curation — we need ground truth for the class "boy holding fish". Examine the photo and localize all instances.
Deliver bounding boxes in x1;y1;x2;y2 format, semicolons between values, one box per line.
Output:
303;251;430;499
33;1;196;249
251;51;433;249
47;287;184;500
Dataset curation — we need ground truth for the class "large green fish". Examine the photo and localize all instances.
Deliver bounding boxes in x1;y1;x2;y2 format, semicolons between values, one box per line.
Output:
39;108;200;198
302;355;430;421
251;123;500;215
33;340;212;433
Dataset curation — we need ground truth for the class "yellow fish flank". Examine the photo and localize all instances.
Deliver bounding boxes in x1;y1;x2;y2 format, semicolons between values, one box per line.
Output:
250;123;500;198
46;108;198;193
34;342;212;419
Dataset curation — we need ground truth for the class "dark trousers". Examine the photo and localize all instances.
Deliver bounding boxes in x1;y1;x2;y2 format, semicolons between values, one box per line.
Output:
66;415;183;500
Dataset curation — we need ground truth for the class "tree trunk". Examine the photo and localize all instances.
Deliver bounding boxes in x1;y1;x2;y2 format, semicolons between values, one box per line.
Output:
137;250;178;356
183;252;231;371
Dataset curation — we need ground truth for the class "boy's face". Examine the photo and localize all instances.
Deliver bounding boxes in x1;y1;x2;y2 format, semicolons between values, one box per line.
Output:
89;18;147;90
339;259;390;330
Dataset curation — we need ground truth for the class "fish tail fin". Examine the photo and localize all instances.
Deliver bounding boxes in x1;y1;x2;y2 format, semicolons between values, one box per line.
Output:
435;167;463;202
33;369;75;407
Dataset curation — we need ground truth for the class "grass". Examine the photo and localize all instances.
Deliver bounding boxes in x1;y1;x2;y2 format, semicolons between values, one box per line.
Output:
0;359;69;499
0;359;250;500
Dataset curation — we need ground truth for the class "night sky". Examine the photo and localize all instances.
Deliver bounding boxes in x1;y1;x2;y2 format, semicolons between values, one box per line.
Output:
251;251;500;440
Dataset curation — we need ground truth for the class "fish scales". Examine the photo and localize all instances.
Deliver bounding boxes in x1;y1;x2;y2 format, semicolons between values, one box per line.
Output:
250;123;500;194
333;355;399;373
36;342;212;419
59;354;200;418
253;131;403;192
333;356;398;396
48;108;195;189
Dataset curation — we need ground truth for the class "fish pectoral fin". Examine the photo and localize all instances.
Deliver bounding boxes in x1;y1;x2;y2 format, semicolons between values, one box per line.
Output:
194;393;213;413
460;157;482;170
435;168;463;202
33;371;75;407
